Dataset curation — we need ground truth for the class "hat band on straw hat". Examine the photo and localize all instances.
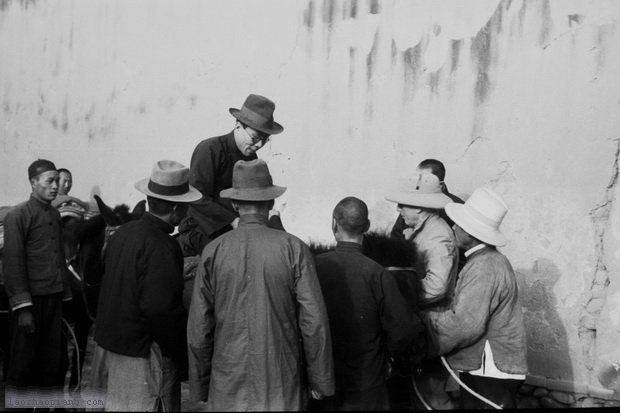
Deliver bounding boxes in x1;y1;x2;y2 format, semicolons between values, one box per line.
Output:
147;180;190;196
466;203;502;229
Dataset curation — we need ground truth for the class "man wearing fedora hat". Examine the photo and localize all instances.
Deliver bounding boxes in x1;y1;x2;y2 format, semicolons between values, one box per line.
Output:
188;159;334;411
178;93;284;256
92;160;202;411
424;187;528;409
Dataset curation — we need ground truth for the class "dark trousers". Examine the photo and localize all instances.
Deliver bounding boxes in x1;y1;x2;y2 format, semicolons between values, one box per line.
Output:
311;384;389;411
6;294;64;388
459;372;523;409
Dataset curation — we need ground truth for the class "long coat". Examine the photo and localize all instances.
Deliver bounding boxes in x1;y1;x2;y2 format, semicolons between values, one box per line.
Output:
187;214;335;411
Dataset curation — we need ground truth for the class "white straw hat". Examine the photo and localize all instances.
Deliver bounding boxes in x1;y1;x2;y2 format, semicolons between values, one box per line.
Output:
385;173;452;209
445;187;508;246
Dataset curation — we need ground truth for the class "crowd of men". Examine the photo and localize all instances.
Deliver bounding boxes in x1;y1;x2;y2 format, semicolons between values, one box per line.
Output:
0;93;528;411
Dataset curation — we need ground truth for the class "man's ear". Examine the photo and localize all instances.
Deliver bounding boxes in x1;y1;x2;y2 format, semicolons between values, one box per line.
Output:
232;201;239;212
363;220;371;233
331;218;338;235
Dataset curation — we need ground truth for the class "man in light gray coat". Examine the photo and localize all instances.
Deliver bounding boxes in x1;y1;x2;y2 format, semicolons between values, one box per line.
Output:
424;187;527;409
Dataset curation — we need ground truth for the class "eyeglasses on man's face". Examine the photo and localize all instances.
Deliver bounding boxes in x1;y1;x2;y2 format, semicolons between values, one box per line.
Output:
243;125;270;145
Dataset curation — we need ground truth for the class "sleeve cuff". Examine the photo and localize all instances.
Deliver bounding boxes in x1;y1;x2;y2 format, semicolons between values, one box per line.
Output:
12;302;33;312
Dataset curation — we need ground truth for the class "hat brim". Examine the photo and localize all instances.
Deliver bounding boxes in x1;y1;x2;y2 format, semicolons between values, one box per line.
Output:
134;178;203;203
220;185;286;201
385;192;451;209
445;203;506;246
229;108;284;135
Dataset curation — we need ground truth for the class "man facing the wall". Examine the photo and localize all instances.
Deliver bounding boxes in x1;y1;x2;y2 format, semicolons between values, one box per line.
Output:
188;159;334;411
314;196;419;410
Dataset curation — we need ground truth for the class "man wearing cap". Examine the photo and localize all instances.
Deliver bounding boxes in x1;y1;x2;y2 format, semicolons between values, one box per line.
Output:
424;187;528;409
2;159;72;392
91;160;202;411
178;93;284;256
187;159;334;411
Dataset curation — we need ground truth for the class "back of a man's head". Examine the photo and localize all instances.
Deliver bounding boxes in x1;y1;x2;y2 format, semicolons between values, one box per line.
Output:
333;197;369;236
417;158;446;181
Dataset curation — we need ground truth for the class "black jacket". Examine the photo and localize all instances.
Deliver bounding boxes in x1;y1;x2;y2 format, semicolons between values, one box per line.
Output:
95;213;187;372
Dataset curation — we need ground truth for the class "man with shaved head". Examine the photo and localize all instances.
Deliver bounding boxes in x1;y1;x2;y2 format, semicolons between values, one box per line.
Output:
314;196;418;411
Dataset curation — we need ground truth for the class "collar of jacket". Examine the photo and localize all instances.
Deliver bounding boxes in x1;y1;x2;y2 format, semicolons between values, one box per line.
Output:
410;211;439;238
335;241;362;253
238;213;270;227
143;211;175;234
466;244;496;261
29;193;52;211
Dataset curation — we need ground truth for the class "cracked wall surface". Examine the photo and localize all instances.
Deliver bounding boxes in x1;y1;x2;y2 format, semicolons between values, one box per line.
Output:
1;0;620;396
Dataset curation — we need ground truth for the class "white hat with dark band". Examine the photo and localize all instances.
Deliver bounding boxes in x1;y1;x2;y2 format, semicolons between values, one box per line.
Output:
135;160;202;203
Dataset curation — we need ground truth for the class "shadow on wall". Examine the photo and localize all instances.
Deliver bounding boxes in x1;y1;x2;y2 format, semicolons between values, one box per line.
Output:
516;258;573;385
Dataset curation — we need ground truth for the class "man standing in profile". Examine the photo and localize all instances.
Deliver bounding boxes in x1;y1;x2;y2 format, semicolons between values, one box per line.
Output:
92;160;202;411
391;158;463;239
178;94;284;255
424;187;528;409
3;159;72;395
188;159;334;411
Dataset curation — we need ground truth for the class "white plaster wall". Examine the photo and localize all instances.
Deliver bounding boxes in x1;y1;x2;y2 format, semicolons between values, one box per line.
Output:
1;0;620;395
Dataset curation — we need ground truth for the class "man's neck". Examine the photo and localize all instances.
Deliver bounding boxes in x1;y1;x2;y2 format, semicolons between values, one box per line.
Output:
149;211;174;226
31;193;52;205
334;233;363;245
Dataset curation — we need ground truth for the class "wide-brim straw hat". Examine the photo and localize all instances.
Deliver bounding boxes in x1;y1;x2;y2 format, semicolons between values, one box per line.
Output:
229;94;283;135
445;187;508;246
385;173;452;209
135;160;202;203
220;159;286;201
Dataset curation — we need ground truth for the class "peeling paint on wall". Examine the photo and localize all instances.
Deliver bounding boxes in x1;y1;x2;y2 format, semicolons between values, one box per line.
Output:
579;139;620;378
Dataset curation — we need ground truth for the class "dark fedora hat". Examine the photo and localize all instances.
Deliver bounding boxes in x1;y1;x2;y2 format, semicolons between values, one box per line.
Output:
220;159;286;201
229;94;284;135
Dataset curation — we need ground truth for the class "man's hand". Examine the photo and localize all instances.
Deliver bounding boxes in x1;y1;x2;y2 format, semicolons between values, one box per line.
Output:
310;389;325;400
403;228;415;241
16;307;35;334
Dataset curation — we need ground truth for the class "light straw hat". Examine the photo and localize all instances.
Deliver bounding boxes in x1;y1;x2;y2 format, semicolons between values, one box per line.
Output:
445;187;508;246
135;160;202;203
385;173;452;209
